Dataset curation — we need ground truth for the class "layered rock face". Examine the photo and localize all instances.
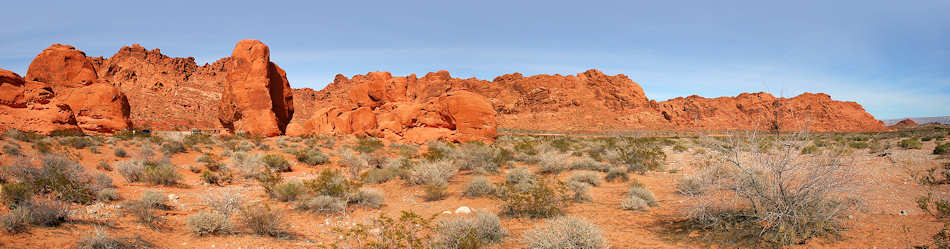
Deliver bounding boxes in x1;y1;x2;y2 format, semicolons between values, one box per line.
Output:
218;40;295;137
287;71;496;143
23;44;131;134
0;69;81;134
89;44;230;130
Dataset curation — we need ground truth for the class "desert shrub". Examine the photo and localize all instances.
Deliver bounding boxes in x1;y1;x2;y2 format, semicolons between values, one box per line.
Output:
199;170;223;185
498;178;571;218
75;229;153;249
620;196;649;211
567;181;593;202
59;136;97;149
4;129;44;142
681;133;858;245
605;137;666;174
113;147;128;158
339;150;369;178
138;190;169;209
22;198;70;227
141;162;180;186
1;182;32;207
2;143;20;156
262;154;291;172
848;141;869;149
298;195;346;213
96;161;113;171
254;168;283;195
294;150;329;166
522;216;607;249
239;204;284;237
536;150;570;174
505;167;536;185
183;132;214;147
422;183;448;201
408;160;458;186
362;167;400;184
354;188;385;208
1;207;29;233
801;144;818;154
462;177;496;197
33;155;99;203
353;136;384;153
935;142;950;155
196;152;223;171
161;141;187;155
187;211;232;236
604;167;629;182
628;183;658;207
423;141;456;161
303;169;361;199
96;188;120;202
331;211;436;249
455;143;510;174
567;171;602;187
675;175;708;196
433;211;508;248
900;138;923;149
569;157;610;172
226;152;263;177
271;181;305;202
32;140;52;154
201;189;244;217
117;161;145;183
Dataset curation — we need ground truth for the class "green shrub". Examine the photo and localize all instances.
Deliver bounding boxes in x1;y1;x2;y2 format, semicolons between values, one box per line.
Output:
33;155;98;203
353;136;384;154
423;184;448;201
801;144;818;154
262;154;291;172
183;132;214;147
362;167;400;184
32;140;52;154
606;137;666;174
187;211;232;236
294;150;329;165
239;204;284;237
303;169;361;198
59;136;97;149
423;141;456;161
4;129;44;142
354;188;385;208
567;171;602;187
1;182;32;207
604;167;628;182
272;181;305;202
22;199;70;227
433;211;508;249
142;162;181;186
522;216;606;249
935;143;950;155
899;138;923;149
498;178;571;218
462;177;496;198
196;152;223;171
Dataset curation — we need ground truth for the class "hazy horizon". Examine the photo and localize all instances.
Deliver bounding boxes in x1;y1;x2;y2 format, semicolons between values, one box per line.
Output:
1;0;947;120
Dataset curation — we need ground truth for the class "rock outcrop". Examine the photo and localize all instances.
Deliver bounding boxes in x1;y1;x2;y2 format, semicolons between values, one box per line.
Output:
889;118;919;128
287;71;497;143
89;44;230;130
23;44;131;134
0;69;81;135
218;40;294;137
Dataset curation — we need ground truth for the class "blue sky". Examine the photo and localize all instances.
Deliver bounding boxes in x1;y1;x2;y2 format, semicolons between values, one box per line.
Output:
1;0;947;119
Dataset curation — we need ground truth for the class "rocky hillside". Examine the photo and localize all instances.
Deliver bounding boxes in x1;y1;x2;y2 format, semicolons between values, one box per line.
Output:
2;40;888;141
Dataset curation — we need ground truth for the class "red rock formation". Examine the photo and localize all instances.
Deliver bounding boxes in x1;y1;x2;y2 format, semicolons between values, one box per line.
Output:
24;44;131;134
0;69;81;134
89;44;230;130
218;40;294;136
889;118;918;128
287;72;498;143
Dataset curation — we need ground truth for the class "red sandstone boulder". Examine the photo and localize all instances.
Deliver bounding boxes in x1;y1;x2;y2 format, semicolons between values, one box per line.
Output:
0;69;81;135
24;44;132;134
219;39;294;136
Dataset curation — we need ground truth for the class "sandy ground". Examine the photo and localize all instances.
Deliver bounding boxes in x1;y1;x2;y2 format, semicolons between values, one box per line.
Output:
0;135;946;249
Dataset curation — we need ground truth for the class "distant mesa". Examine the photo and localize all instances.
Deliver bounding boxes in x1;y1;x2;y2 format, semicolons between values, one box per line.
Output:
888;118;919;128
1;40;889;142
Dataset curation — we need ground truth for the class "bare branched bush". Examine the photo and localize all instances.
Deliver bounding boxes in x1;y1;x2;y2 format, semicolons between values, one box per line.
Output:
681;132;858;245
201;189;244;217
522;216;607;249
